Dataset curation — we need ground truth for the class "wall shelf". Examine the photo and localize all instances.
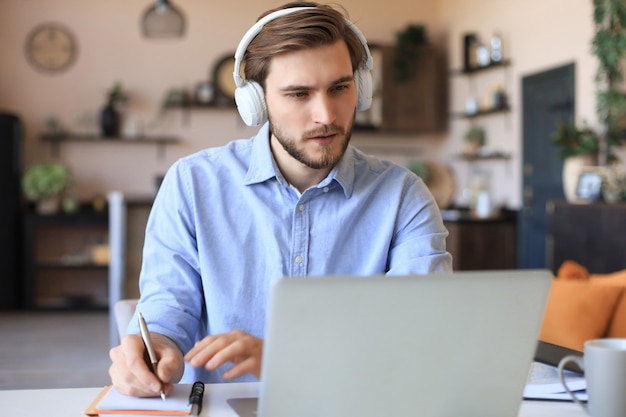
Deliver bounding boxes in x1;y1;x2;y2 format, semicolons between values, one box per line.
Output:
451;105;511;119
35;261;108;269
450;60;511;76
449;57;513;165
455;152;512;161
40;133;180;160
164;102;235;109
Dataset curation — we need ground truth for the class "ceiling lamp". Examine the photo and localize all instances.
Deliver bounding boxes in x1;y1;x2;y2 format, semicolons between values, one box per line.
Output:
141;0;186;39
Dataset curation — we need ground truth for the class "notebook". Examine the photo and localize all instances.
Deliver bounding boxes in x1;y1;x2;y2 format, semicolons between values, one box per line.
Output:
229;270;552;417
84;384;194;416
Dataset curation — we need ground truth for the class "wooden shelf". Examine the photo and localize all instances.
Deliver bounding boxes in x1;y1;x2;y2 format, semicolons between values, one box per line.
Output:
34;296;108;310
451;105;511;119
41;133;179;144
455;152;512;161
35;261;108;269
40;133;179;160
450;60;511;75
164;101;235;109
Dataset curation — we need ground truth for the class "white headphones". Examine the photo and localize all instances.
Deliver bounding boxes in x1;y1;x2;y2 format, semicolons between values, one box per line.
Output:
232;6;374;127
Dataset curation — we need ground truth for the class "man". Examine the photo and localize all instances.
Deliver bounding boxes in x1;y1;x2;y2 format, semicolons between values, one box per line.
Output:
109;1;452;397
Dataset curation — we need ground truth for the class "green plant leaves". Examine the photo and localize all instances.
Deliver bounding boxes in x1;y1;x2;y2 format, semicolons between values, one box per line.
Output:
21;163;72;200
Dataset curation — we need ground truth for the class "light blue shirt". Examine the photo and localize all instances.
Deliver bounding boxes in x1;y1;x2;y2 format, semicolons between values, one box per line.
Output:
130;122;452;383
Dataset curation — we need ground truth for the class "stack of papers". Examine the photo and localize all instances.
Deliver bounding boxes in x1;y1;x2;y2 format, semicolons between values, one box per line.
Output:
524;362;587;401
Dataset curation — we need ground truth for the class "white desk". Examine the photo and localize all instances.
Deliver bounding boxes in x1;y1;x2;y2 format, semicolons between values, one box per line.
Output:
0;382;586;417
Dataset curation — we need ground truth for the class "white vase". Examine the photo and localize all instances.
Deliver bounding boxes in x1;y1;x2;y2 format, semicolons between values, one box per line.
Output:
562;154;595;203
37;196;61;215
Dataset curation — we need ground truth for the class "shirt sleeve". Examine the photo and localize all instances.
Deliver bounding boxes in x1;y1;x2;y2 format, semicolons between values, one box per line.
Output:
386;174;453;275
127;159;205;354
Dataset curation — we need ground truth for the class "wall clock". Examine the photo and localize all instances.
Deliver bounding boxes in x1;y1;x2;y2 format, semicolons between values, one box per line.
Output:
25;23;78;74
212;53;240;107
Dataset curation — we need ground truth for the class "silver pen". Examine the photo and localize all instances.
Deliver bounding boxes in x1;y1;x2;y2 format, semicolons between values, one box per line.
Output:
138;311;166;400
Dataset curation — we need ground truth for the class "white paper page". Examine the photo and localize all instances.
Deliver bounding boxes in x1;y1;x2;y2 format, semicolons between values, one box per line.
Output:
523;362;588;401
98;384;193;412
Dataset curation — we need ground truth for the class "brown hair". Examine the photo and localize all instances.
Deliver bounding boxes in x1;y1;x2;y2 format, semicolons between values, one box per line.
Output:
243;2;366;89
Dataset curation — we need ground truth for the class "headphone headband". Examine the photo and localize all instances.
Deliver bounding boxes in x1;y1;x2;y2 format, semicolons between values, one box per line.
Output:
234;7;313;87
233;6;373;126
233;7;373;86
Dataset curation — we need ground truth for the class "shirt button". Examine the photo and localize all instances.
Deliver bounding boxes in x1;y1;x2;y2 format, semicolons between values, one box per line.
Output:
295;255;303;263
323;187;329;193
298;204;305;211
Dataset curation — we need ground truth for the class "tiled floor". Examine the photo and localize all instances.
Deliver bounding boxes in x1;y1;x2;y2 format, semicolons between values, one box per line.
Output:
0;311;112;390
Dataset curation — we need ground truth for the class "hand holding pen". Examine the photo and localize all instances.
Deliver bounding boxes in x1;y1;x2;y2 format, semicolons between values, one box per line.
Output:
138;312;167;400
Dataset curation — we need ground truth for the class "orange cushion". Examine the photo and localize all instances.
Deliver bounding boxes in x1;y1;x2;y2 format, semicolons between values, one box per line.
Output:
558;260;590;281
590;271;626;337
539;280;624;351
608;294;626;337
589;270;626;286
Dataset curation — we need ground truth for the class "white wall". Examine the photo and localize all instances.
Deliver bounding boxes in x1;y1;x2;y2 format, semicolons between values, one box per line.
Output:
0;0;605;209
437;0;597;208
0;0;439;200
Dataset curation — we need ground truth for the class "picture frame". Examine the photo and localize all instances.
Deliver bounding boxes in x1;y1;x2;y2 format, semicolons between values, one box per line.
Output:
575;168;605;202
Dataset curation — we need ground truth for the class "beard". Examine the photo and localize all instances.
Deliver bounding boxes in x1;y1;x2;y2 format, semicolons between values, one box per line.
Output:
268;112;354;170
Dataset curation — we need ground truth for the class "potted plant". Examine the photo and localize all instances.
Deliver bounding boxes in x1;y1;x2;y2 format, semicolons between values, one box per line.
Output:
550;121;601;202
592;0;626;166
550;121;600;159
602;163;626;202
394;24;427;83
21;162;73;214
463;125;486;155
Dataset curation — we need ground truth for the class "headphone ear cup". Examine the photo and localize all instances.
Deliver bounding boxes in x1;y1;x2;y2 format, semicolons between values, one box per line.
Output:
354;68;373;111
234;81;268;127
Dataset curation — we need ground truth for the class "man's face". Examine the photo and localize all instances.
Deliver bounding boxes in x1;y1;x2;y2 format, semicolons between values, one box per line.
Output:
264;40;357;171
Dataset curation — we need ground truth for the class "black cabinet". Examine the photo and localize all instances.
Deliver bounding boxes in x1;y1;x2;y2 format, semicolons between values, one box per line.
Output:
23;209;109;309
0;112;22;309
444;209;517;271
547;201;626;274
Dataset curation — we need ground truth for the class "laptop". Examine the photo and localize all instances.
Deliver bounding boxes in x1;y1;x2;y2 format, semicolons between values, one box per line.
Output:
534;340;583;373
228;270;552;417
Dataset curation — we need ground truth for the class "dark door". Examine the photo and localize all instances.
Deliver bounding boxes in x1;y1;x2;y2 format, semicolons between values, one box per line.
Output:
518;63;575;269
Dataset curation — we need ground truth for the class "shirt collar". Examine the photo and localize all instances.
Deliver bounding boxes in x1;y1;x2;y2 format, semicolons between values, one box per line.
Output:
244;122;356;198
244;123;281;185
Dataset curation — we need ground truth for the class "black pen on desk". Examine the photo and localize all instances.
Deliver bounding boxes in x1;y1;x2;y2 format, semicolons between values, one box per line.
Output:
189;381;205;416
138;311;166;400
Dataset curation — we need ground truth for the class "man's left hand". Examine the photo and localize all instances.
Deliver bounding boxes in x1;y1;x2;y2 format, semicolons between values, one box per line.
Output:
184;330;263;379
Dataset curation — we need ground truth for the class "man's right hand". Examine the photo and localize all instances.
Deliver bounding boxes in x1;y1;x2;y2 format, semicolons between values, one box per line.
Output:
109;333;185;397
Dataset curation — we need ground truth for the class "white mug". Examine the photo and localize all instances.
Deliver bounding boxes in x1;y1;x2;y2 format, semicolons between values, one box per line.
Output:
558;338;626;417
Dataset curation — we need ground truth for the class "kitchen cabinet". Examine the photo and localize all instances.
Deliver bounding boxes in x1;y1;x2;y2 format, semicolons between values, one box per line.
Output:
444;209;517;270
547;200;626;274
23;208;109;310
355;44;446;132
